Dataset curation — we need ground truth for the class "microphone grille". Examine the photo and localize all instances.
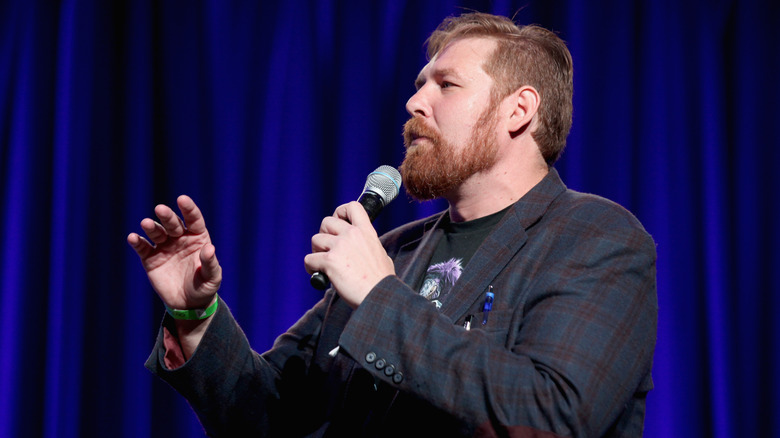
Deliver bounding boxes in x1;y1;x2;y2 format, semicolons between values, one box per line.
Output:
363;165;402;204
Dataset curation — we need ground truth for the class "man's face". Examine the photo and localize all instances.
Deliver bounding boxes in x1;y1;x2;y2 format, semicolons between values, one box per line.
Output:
400;37;502;201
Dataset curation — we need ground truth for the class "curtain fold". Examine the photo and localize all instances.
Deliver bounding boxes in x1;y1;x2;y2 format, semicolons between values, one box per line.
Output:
1;1;777;436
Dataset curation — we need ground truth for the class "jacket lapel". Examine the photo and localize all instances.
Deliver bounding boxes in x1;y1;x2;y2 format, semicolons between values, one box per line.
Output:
441;168;568;322
394;215;445;288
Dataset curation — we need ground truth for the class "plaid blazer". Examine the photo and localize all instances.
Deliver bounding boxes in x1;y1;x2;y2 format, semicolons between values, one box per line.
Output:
147;168;658;437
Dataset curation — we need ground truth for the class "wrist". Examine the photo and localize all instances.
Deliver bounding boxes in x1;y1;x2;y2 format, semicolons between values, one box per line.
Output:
165;294;219;320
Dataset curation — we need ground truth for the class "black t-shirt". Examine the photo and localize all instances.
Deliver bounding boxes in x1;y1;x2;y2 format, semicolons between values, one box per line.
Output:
417;206;510;309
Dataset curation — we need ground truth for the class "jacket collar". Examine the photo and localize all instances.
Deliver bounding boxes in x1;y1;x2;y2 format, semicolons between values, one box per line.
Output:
441;167;567;320
394;214;446;288
392;168;567;321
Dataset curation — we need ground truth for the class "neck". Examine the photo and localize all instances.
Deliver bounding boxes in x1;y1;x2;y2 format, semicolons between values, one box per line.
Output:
446;156;549;223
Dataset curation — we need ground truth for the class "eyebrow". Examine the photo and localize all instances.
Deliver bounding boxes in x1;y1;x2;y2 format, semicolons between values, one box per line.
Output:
414;67;461;90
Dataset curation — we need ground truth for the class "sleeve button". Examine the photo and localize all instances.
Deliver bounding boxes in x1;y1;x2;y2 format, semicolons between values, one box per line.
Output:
365;352;376;363
392;372;404;384
375;358;386;370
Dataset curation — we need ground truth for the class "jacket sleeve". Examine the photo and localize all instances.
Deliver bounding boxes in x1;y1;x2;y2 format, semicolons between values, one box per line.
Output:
145;292;335;437
336;206;658;437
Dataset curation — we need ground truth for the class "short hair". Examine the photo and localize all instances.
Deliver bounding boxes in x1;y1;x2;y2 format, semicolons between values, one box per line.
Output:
426;12;574;165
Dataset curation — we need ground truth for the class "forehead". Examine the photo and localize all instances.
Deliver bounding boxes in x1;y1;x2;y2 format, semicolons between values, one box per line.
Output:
416;37;497;86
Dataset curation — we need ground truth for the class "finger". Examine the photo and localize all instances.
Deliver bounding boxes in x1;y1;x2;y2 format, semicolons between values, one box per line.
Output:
177;195;208;235
127;232;154;259
311;232;336;252
140;217;170;244
342;201;372;228
303;252;324;275
199;243;222;284
332;202;354;221
319;215;351;236
155;204;186;237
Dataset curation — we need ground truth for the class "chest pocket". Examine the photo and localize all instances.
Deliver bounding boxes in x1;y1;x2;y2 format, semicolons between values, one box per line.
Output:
460;309;517;347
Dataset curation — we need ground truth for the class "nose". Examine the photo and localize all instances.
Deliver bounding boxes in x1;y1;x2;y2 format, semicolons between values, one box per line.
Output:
405;88;429;118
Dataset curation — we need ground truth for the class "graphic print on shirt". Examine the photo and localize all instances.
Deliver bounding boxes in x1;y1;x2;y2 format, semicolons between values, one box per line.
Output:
419;258;463;309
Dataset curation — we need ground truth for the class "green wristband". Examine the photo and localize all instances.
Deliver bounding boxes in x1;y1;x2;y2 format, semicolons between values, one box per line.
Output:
166;295;219;320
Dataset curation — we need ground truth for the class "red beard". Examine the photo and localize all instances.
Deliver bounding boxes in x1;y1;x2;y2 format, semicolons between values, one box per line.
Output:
400;106;500;201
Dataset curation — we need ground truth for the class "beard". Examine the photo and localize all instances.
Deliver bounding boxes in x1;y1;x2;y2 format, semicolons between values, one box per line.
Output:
400;104;500;201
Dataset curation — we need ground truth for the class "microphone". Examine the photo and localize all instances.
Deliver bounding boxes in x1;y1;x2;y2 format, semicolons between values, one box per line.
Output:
310;165;402;290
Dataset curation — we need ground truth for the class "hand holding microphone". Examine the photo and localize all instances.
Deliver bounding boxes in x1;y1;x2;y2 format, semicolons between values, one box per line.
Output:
307;166;402;302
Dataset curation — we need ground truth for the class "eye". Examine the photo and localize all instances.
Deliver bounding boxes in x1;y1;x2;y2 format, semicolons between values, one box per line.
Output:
441;81;454;89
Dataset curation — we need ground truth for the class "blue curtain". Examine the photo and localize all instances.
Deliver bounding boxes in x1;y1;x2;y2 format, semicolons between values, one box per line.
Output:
1;0;778;436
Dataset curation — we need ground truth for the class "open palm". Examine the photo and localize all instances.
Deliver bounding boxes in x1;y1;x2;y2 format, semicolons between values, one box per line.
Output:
127;195;222;310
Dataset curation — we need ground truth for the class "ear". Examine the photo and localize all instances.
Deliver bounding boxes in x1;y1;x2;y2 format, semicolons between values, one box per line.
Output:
506;86;540;134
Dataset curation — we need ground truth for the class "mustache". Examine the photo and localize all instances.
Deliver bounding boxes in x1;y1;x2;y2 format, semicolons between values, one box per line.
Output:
403;117;441;148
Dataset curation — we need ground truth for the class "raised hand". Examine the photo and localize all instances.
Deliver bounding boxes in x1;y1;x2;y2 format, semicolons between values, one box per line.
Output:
127;195;222;310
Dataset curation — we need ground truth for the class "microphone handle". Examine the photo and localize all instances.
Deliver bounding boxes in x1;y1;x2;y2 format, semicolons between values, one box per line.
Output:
310;271;330;290
310;192;383;290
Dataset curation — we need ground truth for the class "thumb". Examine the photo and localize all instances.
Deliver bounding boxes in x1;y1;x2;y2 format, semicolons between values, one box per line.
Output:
199;243;223;285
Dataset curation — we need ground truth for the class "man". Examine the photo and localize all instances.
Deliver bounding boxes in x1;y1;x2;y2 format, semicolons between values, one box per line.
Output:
128;12;657;437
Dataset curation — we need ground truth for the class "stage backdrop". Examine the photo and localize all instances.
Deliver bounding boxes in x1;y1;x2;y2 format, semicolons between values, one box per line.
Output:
1;0;778;436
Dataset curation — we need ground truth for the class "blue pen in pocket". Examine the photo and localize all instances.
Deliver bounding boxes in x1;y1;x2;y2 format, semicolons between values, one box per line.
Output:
482;285;494;325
